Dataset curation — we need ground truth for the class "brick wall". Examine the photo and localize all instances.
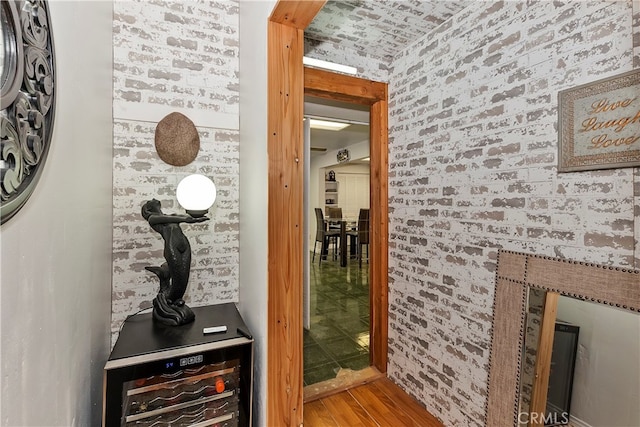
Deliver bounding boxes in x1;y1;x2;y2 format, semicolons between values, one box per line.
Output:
387;1;637;425
111;0;239;342
634;0;640;67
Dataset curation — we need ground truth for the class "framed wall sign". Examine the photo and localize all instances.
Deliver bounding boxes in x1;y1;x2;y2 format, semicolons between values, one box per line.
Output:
558;69;639;172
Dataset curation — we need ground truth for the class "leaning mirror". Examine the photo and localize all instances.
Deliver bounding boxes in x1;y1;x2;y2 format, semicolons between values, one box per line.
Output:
519;292;639;426
486;250;639;426
1;0;56;224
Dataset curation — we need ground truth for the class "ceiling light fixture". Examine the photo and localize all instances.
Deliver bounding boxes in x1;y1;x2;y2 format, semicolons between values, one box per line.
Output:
309;118;351;131
303;56;358;75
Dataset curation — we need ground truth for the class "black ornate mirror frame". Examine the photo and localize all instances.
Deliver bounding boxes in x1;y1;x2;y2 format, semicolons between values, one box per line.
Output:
1;0;56;224
485;250;639;426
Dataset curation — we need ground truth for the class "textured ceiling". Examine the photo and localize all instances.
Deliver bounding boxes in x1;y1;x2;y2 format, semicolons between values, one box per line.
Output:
305;0;473;61
305;1;473;155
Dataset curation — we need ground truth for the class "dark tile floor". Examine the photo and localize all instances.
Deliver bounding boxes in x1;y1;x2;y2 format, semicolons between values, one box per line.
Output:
304;250;370;386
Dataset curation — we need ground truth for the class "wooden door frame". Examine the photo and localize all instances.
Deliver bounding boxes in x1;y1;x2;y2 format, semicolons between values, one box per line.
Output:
529;292;559;427
304;66;389;373
267;2;389;425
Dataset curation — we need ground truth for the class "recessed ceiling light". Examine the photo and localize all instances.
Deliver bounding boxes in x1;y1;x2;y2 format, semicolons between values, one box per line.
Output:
303;56;358;75
309;119;350;131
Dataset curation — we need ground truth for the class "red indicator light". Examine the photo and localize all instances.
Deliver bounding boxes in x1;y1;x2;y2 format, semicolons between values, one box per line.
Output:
215;377;225;393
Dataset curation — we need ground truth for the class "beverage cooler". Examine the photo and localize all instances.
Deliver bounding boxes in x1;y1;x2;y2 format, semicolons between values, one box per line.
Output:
103;303;253;427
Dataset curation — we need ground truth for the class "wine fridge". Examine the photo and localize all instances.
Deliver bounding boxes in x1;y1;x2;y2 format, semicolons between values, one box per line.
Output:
103;303;253;427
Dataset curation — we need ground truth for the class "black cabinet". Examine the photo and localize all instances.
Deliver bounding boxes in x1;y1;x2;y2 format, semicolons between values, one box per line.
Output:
546;321;579;424
103;303;253;427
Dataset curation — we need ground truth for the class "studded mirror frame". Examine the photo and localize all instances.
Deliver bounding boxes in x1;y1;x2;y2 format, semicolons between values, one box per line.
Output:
485;250;639;426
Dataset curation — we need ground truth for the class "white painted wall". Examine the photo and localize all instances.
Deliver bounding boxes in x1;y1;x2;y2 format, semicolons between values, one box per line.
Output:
332;163;371;219
556;296;640;427
0;2;113;425
238;1;276;425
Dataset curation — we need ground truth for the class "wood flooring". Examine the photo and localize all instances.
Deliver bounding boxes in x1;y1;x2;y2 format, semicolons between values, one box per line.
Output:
303;377;444;427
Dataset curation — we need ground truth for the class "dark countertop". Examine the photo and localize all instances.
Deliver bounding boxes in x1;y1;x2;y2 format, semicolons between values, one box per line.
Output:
109;303;252;360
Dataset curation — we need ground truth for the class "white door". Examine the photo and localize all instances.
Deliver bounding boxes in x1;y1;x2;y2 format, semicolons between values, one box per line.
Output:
335;172;370;217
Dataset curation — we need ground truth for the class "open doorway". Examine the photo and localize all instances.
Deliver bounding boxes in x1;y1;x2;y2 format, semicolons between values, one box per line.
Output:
303;97;372;390
265;19;388;419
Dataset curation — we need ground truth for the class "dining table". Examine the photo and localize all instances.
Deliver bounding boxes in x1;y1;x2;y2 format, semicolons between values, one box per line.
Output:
326;217;357;267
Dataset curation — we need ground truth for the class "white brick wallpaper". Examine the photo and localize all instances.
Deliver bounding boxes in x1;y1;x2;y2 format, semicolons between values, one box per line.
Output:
634;1;639;67
305;0;471;63
387;1;637;425
111;0;239;343
113;0;239;127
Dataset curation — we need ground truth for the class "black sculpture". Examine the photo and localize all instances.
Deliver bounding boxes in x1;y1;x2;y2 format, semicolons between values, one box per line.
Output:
141;199;208;326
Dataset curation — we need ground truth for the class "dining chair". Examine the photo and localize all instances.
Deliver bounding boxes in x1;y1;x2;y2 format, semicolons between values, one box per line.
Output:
326;207;342;231
348;208;369;268
313;208;340;265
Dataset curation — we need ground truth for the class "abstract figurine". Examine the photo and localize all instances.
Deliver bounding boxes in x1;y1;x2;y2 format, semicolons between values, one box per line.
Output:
141;198;208;326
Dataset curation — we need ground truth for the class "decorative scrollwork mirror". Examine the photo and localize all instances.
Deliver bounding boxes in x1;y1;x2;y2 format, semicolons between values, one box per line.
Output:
1;0;55;224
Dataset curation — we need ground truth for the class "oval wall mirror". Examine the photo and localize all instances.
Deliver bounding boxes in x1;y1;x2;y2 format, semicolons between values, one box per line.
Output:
1;0;56;224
